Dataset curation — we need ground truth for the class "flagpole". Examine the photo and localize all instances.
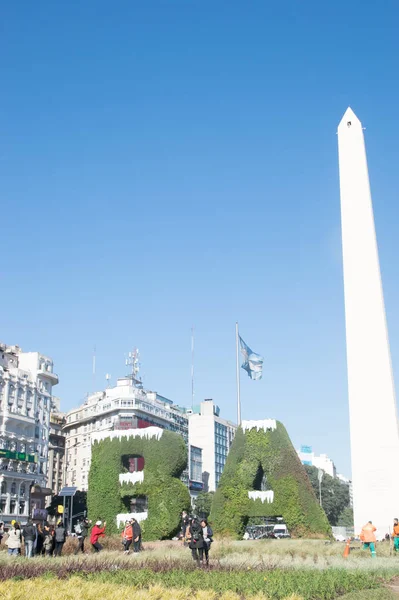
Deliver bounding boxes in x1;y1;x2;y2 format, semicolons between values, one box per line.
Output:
236;322;241;426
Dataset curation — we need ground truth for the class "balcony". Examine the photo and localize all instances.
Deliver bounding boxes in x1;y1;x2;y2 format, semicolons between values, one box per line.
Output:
0;409;35;424
37;369;59;385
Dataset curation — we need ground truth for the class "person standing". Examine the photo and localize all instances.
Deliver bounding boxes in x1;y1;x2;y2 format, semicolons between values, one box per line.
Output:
36;523;44;556
131;518;141;553
188;517;204;564
360;521;377;558
392;518;399;553
200;519;213;565
181;511;189;542
5;521;22;556
43;525;54;557
22;518;36;558
0;521;4;545
54;521;66;557
75;518;91;555
90;520;106;552
121;520;133;554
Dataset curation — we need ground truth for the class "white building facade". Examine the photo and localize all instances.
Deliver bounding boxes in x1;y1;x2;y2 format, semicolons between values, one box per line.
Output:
47;399;66;498
188;399;236;492
297;445;353;506
63;376;189;491
297;445;336;478
0;343;58;523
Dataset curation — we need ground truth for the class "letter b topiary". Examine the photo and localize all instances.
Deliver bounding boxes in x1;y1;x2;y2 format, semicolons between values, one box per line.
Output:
87;428;191;539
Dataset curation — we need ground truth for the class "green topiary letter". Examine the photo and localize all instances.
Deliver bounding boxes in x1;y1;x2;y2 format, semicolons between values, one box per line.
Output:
210;420;331;538
88;428;190;539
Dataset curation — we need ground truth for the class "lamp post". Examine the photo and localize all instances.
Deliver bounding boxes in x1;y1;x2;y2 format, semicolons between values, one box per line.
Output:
318;469;323;507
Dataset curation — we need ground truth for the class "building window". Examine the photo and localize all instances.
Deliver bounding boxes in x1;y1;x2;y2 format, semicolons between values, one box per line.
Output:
11;482;16;495
190;446;202;482
1;481;6;494
20;483;25;496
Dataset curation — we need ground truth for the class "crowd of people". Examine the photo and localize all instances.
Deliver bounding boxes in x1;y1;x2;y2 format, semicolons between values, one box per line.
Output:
0;517;108;557
0;516;145;558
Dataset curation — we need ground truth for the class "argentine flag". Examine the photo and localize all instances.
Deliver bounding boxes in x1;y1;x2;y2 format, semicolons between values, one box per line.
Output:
239;337;264;380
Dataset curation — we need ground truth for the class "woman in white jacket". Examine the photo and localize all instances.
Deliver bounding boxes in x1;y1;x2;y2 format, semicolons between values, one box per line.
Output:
5;521;22;556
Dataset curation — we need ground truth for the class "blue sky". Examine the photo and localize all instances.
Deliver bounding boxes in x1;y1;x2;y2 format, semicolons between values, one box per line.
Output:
2;1;399;478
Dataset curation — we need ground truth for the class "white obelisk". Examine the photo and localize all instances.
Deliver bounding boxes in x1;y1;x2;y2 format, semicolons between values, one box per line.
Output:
338;108;399;539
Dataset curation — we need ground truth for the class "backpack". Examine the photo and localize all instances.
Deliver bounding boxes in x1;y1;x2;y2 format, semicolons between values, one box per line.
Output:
191;520;202;542
74;523;82;535
55;527;65;542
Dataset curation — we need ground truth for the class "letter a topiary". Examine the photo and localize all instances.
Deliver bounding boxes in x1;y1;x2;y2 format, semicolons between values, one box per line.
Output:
87;428;191;539
210;420;331;538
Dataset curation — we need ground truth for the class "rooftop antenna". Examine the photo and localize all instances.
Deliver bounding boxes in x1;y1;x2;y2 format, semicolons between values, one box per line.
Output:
92;345;96;392
105;373;111;388
126;348;142;388
191;327;195;408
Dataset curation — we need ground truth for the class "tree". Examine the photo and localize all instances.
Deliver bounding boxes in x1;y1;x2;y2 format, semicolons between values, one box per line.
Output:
338;507;354;527
194;492;214;518
304;465;350;526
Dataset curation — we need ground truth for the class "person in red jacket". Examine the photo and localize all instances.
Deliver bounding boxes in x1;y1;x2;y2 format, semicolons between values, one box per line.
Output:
90;520;106;553
121;520;133;554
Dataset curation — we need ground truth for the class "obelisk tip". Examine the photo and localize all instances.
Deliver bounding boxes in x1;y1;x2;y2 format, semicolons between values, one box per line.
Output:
338;107;361;130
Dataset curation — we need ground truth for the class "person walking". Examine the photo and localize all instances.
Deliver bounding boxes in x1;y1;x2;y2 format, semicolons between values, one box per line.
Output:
200;519;213;565
22;518;36;558
121;520;133;554
360;521;377;558
392;518;399;553
90;520;106;553
74;518;91;555
54;521;66;557
43;525;54;557
5;521;22;556
131;518;141;553
188;517;205;564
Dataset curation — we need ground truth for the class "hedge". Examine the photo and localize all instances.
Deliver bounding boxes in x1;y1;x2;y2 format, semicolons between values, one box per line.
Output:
210;421;331;538
87;430;191;539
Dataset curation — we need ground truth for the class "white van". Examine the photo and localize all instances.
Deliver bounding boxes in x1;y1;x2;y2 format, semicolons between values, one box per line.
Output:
272;523;290;538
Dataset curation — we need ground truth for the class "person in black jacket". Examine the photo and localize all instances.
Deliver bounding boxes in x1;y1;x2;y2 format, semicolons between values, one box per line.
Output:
131;518;142;553
22;518;36;558
54;521;66;557
36;523;44;556
188;517;204;564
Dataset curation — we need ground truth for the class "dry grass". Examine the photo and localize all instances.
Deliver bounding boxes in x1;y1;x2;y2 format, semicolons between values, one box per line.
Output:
0;539;397;599
0;578;306;600
0;538;398;575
